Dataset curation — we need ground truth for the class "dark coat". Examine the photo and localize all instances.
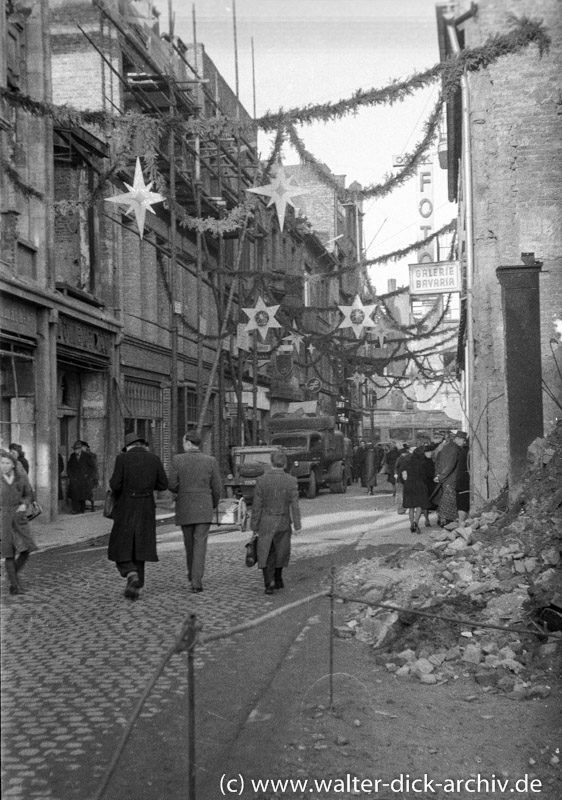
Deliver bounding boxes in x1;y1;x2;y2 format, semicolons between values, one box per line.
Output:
435;441;460;488
168;450;223;525
107;446;168;563
67;451;96;501
402;450;432;509
251;468;301;569
1;471;36;558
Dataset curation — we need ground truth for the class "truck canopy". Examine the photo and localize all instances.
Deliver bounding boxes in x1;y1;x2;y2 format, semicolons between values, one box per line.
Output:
267;415;336;434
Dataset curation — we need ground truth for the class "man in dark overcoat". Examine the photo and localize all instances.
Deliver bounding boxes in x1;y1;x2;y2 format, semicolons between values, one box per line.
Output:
66;440;97;514
168;432;222;593
108;432;168;600
251;451;302;595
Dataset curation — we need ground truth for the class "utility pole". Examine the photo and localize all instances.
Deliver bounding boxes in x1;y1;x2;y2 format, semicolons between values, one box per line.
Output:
168;0;178;457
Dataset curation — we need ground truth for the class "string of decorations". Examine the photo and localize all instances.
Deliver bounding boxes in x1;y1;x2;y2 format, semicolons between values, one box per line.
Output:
286;96;443;203
255;16;550;130
1;156;44;200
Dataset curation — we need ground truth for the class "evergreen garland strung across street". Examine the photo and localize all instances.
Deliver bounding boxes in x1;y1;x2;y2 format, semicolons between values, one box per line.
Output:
286;97;444;204
256;16;550;130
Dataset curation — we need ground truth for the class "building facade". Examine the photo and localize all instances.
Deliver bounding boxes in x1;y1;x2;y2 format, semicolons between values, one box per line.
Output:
437;0;562;505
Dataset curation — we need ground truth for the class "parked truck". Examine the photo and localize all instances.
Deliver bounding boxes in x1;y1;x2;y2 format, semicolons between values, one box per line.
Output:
224;444;281;505
267;414;352;498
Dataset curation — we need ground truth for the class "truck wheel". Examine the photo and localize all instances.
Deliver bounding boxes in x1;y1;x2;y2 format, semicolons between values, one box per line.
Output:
306;471;317;499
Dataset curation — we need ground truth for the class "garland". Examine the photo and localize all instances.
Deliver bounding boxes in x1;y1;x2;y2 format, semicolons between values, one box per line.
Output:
287;97;443;204
0;14;548;242
256;16;550;130
0;16;549;142
362;219;457;268
1;156;44;200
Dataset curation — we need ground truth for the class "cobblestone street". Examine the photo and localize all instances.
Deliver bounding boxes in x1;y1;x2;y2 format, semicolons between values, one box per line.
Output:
1;486;399;800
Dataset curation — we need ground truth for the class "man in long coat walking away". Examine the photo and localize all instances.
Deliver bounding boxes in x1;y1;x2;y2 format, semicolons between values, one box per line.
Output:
251;451;302;595
168;432;222;593
66;440;97;514
108;432;168;600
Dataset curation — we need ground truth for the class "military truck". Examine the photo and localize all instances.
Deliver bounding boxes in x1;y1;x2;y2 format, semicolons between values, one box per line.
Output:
224;445;281;505
267;414;351;498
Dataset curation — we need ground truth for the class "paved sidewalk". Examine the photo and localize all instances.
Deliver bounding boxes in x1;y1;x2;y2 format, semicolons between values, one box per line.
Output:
30;501;238;552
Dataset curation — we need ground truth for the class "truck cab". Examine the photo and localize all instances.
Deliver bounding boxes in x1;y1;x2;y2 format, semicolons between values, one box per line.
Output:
269;419;349;498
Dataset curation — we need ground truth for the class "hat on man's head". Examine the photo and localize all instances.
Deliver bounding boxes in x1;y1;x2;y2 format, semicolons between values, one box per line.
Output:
454;431;468;441
80;441;89;448
72;440;84;449
123;432;147;450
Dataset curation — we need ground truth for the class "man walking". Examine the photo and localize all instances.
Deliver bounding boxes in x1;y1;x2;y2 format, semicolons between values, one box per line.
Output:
107;432;168;600
67;440;96;514
251;451;302;595
168;432;222;593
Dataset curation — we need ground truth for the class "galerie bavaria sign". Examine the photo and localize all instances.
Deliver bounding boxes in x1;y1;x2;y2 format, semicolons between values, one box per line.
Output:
409;261;461;295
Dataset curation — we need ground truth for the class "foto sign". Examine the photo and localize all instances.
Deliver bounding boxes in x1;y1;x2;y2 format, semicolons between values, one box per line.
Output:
409;261;461;295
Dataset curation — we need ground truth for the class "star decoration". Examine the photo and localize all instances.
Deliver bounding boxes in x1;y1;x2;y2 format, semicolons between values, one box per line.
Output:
246;167;308;231
370;311;395;348
282;331;304;353
242;296;281;341
105;157;164;239
348;371;366;389
307;342;316;357
337;295;377;339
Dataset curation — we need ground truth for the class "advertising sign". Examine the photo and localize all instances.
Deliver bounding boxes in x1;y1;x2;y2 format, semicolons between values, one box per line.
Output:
409;261;461;295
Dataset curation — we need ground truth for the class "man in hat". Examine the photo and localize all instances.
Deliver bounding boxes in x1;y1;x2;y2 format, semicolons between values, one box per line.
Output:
107;432;168;600
433;431;467;526
81;442;99;512
168;432;222;593
66;440;97;514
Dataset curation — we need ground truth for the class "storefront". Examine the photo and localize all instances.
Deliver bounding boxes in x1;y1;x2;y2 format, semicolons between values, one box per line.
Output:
57;314;114;497
0;295;39;481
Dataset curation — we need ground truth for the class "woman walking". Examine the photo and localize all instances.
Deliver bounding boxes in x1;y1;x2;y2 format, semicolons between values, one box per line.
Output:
402;446;431;534
1;449;37;595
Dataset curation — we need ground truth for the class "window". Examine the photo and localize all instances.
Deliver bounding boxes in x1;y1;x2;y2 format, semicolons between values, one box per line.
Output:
16;240;37;280
6;17;25;90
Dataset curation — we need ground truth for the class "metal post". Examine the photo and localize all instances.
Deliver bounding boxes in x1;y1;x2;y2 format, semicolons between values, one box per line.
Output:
168;1;178;457
186;614;198;800
329;566;335;709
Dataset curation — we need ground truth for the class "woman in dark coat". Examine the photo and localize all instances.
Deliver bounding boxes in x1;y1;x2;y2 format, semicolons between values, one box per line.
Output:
1;449;37;595
66;440;96;514
402;446;431;534
383;444;400;496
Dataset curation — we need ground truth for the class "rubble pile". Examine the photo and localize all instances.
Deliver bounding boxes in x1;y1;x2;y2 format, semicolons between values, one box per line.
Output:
334;422;562;698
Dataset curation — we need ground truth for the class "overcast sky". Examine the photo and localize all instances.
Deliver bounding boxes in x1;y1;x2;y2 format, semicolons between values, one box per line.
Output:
153;0;456;293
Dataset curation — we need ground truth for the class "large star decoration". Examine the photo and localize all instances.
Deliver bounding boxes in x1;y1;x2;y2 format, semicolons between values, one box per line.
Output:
246;167;308;231
282;331;304;353
338;295;377;339
242;296;281;341
348;371;366;389
105;157;164;239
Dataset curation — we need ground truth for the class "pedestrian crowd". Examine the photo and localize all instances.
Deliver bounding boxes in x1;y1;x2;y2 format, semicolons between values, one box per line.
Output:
352;431;470;534
3;428;469;603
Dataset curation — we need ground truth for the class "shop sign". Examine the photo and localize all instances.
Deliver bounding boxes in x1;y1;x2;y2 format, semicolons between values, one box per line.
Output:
305;377;322;393
409;261;461;295
58;316;112;355
0;296;37;338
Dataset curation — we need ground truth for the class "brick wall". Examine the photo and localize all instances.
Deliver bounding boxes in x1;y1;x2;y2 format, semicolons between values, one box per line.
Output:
460;0;562;504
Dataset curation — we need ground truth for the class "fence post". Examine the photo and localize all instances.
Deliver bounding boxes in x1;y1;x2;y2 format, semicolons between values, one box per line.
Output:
329;566;335;709
185;614;198;800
